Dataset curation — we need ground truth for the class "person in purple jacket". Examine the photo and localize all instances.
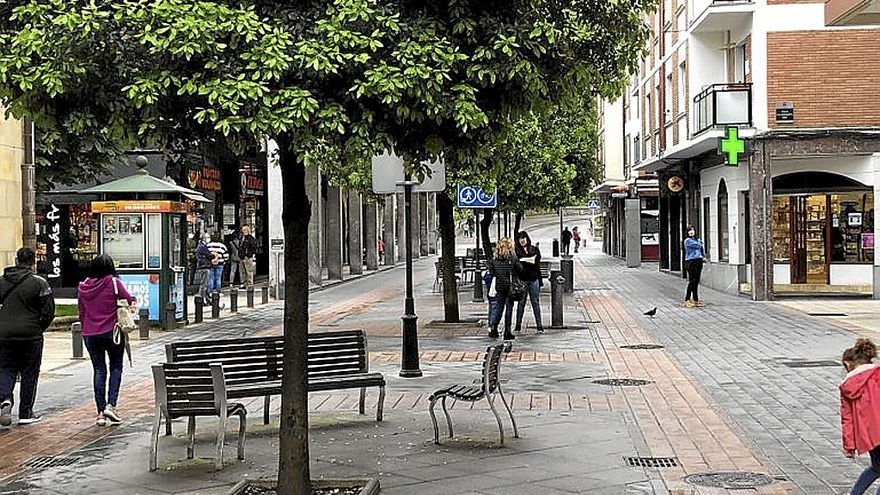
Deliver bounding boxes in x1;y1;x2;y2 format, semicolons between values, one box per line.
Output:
77;255;136;426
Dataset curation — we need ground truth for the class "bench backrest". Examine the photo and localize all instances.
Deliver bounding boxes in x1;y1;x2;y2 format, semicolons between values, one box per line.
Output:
152;363;226;418
481;343;506;394
165;330;370;384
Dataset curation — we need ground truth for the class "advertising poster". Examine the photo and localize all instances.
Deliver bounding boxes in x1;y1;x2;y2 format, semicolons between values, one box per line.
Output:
172;270;186;320
862;233;875;250
119;274;161;320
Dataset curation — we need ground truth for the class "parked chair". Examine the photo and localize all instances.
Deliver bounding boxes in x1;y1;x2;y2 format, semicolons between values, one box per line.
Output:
434;260;462;293
150;363;247;471
428;343;518;444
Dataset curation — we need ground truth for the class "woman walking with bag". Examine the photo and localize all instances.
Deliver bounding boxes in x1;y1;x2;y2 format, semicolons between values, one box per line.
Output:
78;255;136;426
487;238;522;341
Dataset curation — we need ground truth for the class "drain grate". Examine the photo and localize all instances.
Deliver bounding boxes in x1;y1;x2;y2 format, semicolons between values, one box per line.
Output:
620;344;665;350
22;456;80;469
781;360;839;368
594;378;653;387
807;312;847;317
685;472;776;489
625;456;678;468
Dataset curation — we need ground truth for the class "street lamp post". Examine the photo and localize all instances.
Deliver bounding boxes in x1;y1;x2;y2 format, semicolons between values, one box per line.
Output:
399;176;422;378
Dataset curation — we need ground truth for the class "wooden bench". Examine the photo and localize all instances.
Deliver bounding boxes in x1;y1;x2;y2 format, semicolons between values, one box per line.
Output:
150;363;246;471
165;330;386;431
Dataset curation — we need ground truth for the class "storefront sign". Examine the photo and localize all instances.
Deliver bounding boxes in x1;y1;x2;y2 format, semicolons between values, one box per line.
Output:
187;166;222;191
666;176;684;193
119;274;161;320
92;201;188;214
848;212;863;227
270;238;285;252
718;126;746;166
775;102;795;124
45;204;62;279
241;172;265;197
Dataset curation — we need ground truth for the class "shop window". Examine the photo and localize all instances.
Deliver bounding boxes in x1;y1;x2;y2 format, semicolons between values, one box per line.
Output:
831;192;874;263
717;180;729;262
772;197;791;263
147;214;162;269
101;213;145;269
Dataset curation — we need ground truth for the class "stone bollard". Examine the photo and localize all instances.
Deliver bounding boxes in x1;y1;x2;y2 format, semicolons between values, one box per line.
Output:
550;270;565;329
138;308;150;340
230;288;238;313
71;322;84;359
194;295;204;324
561;257;574;293
246;288;255;308
164;303;177;331
261;285;269;305
211;292;220;319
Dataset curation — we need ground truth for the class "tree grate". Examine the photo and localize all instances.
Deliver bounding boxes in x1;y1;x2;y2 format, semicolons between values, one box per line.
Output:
625;456;678;468
22;456;80;469
593;378;653;387
620;344;665;350
684;472;776;489
781;360;839;368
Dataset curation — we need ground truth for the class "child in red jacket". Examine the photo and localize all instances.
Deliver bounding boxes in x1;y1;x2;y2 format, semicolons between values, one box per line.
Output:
841;338;880;495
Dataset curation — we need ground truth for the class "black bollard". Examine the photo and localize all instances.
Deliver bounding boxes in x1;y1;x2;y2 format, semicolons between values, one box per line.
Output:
71;322;84;359
194;295;204;324
164;303;177;331
261;285;269;305
138;308;150;340
561;257;574;293
246;287;255;308
211;292;220;319
550;270;565;329
230;288;238;313
552;238;560;258
472;262;484;303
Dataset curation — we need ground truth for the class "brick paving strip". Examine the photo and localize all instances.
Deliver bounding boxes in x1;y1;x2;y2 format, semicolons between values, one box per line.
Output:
576;263;799;495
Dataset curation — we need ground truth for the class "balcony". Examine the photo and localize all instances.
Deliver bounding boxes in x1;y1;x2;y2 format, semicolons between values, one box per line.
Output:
692;83;752;137
690;0;755;33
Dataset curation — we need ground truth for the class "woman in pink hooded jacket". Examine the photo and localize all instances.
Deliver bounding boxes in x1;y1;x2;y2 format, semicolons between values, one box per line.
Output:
78;255;135;426
840;338;880;495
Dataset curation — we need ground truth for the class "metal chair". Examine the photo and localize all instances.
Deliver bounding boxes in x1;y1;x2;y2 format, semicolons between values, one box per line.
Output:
428;343;518;444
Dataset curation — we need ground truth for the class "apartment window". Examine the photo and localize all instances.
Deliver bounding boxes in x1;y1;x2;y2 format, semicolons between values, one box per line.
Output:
646;92;653;132
717;180;729;262
734;44;746;83
678;61;687;115
631;91;639;120
634;136;641;164
665;73;673;123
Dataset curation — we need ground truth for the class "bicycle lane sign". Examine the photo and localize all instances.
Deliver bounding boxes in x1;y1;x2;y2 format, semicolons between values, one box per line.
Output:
457;186;497;209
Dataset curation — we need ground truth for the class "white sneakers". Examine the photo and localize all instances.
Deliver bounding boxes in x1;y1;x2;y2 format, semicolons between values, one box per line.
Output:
102;405;122;425
0;400;11;427
18;414;42;425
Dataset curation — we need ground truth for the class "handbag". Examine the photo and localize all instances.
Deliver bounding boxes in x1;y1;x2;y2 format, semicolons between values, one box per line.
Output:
112;278;136;366
509;272;527;300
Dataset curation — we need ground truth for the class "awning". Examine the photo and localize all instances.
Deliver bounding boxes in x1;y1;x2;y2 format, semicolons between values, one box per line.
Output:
182;192;212;203
590;180;627;194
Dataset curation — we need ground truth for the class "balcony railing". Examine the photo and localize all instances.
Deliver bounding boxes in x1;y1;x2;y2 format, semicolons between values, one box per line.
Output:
692;83;752;137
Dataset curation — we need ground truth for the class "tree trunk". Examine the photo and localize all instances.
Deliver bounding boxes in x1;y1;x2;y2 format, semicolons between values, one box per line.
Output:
437;192;459;323
479;208;493;261
514;212;523;237
277;141;311;495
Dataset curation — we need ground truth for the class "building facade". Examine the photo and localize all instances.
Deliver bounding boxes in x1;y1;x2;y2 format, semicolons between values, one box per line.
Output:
0;114;24;268
604;0;880;299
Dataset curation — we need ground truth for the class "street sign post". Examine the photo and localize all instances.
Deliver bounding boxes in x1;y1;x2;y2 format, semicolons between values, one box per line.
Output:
371;152;445;194
457;185;497;209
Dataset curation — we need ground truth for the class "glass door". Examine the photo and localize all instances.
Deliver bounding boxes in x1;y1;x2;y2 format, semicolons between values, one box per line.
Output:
805;195;828;284
790;196;807;284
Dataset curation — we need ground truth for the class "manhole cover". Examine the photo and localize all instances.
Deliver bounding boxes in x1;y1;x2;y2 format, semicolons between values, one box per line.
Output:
625;456;678;468
685;472;776;489
781;360;839;368
807;312;847;317
22;456;80;469
620;344;665;350
593;378;653;387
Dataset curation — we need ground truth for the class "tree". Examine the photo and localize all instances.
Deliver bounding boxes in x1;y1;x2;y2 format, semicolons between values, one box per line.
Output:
0;1;653;493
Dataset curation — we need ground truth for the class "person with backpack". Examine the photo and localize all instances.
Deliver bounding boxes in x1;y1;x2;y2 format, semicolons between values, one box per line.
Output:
206;234;229;295
840;338;880;495
0;248;55;427
77;254;136;426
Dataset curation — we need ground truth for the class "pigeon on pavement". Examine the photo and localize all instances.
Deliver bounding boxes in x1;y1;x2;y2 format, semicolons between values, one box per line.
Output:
643;307;657;318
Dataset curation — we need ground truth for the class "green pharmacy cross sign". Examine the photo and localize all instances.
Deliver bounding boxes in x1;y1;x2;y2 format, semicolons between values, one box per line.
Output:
718;126;747;166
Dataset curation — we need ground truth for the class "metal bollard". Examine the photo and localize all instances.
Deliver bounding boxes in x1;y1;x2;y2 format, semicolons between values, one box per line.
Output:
472;267;484;303
552;238;560;258
230;289;238;313
550;271;565;329
138;308;150;340
246;288;255;308
164;303;177;331
261;285;269;305
194;295;204;324
71;322;84;359
561;257;574;293
211;292;220;319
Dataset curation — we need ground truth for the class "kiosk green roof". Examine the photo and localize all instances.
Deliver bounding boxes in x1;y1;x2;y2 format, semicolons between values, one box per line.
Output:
80;169;211;202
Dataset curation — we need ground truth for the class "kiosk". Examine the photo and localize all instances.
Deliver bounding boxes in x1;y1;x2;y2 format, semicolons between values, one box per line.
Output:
80;161;209;326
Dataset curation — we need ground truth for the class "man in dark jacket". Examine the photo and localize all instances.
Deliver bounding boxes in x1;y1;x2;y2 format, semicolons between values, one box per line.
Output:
195;233;213;299
238;225;257;289
0;248;55;426
561;227;572;255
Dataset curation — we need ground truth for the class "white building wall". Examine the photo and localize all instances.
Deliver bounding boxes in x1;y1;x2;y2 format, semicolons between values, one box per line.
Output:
700;164;750;265
602;98;626;181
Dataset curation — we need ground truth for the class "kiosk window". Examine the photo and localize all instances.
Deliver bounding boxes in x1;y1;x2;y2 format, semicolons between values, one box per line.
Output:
147;214;162;269
102;214;144;269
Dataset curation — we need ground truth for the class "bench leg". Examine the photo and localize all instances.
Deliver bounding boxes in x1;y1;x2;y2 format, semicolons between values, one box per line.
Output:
186;416;196;459
487;395;505;445
165;411;172;436
215;416;226;471
359;387;366;415
236;410;247;461
377;386;385;422
263;396;270;425
441;396;453;438
498;386;518;438
428;396;441;444
149;406;162;472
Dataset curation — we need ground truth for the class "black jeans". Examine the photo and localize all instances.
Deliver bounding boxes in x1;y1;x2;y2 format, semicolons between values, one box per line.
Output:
84;331;125;413
0;339;43;418
685;259;704;302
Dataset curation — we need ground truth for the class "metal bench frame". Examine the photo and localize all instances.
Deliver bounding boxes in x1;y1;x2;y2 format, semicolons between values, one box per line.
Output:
428;343;518;444
150;363;246;471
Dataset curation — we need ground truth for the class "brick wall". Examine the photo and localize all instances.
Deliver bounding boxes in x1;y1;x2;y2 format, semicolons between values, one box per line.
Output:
767;29;880;128
744;35;752;84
